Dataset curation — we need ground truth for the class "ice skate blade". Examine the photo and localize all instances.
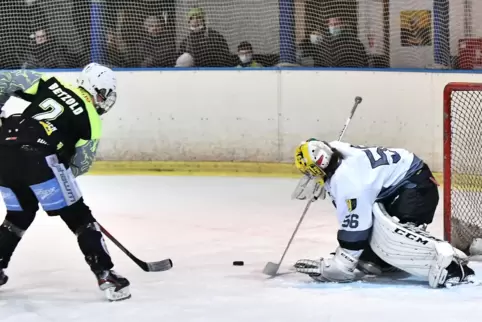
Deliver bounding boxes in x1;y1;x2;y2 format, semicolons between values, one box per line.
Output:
357;260;382;276
105;286;131;302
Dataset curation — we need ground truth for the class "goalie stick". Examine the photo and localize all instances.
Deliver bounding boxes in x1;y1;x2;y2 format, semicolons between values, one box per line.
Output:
262;96;363;277
99;224;173;272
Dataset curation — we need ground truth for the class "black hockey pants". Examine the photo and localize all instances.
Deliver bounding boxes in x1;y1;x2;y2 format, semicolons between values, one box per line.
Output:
0;144;113;274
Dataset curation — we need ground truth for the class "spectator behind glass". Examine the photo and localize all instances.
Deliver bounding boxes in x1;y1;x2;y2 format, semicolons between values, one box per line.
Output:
327;17;368;68
105;28;127;68
298;27;333;67
22;29;69;69
178;7;231;67
236;41;262;68
139;15;176;67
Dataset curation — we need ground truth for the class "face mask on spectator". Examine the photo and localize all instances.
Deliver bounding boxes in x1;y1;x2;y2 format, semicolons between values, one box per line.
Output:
239;54;252;64
190;25;204;32
189;17;205;32
329;26;342;36
310;34;322;44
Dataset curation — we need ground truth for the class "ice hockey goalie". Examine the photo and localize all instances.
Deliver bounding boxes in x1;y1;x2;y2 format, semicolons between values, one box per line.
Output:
292;139;475;288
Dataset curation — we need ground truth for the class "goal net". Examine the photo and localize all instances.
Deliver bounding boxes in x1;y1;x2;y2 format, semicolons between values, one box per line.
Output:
444;83;482;254
0;0;480;69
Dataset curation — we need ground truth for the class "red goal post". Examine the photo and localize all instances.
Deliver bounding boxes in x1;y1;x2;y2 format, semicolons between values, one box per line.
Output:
443;82;482;254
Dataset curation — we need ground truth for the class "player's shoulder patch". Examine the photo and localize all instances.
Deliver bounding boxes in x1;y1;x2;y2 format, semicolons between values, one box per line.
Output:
346;198;357;212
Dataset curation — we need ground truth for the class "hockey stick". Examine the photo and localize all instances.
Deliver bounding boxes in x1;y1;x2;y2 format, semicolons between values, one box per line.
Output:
338;96;362;140
99;224;173;272
262;96;363;277
263;199;313;276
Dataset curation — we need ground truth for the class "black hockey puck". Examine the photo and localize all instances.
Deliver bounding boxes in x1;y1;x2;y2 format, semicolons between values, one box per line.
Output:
233;261;244;266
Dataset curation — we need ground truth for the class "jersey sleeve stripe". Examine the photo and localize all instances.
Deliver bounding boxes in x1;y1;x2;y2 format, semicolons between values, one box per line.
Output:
338;228;371;242
337;228;371;250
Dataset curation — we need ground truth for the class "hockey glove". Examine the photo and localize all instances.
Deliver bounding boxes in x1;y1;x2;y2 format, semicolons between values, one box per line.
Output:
294;247;357;283
291;175;326;201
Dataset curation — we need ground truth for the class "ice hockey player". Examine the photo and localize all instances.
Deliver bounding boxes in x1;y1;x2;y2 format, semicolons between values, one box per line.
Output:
292;139;475;288
0;64;130;301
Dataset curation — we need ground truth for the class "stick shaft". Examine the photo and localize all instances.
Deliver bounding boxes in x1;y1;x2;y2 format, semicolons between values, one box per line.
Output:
275;199;313;266
99;223;172;272
270;96;363;274
338;98;362;141
99;224;146;268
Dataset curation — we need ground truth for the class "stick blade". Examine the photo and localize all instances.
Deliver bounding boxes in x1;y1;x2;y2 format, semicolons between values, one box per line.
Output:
146;259;173;272
262;262;280;276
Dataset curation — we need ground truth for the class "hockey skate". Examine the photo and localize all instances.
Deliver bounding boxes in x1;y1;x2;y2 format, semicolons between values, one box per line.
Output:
357;245;405;276
96;270;131;301
443;261;476;288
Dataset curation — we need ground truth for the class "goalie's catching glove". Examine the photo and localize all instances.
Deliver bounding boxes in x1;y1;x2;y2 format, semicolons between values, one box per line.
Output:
294;247;358;283
291;175;326;201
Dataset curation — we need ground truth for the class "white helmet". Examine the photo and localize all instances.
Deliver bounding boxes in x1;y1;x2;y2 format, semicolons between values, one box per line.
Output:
295;139;334;177
77;62;117;115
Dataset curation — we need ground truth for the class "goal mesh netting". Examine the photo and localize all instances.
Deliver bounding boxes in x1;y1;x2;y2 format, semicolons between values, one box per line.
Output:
444;83;482;253
0;0;481;69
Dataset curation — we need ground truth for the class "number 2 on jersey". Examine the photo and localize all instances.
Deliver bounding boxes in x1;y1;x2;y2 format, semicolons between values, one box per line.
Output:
33;98;64;121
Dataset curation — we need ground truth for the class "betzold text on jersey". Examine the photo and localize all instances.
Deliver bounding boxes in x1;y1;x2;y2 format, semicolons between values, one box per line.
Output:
48;83;84;115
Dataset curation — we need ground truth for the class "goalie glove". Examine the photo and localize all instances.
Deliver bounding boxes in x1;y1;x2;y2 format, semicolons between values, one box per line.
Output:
291;175;326;201
294;247;358;283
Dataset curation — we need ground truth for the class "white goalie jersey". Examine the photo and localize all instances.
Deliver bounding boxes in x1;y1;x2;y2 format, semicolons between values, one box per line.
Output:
324;141;423;252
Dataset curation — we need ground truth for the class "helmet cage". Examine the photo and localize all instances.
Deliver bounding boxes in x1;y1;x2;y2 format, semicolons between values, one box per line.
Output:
95;87;117;115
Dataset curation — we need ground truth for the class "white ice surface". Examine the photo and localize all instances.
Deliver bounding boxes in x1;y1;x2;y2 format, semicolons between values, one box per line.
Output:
0;176;481;322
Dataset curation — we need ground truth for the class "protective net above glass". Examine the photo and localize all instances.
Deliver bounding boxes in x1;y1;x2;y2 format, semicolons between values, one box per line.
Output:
0;0;481;69
444;83;482;253
0;0;281;69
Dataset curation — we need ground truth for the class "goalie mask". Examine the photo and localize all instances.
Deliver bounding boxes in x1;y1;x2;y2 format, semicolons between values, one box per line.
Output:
295;139;334;178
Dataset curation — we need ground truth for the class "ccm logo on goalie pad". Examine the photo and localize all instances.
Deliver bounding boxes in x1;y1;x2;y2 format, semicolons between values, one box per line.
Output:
394;227;443;245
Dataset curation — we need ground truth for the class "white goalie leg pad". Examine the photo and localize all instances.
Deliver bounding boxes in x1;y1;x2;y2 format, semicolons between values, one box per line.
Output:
428;242;453;288
370;203;468;287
